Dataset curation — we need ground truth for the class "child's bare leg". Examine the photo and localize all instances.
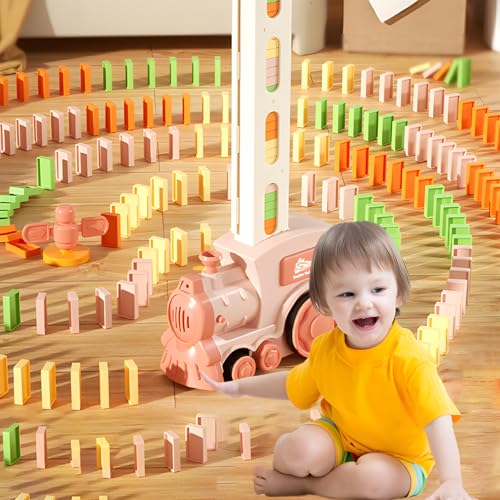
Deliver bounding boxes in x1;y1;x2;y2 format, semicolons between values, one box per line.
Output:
255;452;411;499
272;424;337;477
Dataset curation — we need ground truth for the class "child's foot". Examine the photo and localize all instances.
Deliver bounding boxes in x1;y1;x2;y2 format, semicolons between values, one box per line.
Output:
254;466;308;497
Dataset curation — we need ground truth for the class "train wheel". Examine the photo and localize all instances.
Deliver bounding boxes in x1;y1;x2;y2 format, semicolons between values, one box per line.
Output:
285;294;335;357
223;349;257;381
254;340;282;371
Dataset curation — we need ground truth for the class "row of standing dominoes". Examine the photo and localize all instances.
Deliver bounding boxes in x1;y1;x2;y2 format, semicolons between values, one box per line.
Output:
0;355;138;408
0;55;224;105
3;416;251;477
1;92;229;146
294;120;500;225
302;57;471;95
0;111;229;163
296;92;500;153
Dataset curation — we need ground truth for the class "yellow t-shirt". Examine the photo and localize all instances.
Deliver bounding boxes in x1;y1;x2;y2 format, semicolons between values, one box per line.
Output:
286;321;460;475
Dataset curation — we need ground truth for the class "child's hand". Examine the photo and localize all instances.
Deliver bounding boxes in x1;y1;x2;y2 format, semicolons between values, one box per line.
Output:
426;479;476;500
201;371;241;397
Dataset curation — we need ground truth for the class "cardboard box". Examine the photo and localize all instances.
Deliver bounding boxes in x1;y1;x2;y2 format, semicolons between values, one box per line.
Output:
343;0;467;55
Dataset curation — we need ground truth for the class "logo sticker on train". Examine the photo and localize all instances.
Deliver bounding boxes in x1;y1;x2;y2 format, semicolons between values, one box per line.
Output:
279;248;314;286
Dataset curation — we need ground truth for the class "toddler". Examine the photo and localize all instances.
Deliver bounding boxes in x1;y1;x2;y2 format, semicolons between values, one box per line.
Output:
203;221;473;500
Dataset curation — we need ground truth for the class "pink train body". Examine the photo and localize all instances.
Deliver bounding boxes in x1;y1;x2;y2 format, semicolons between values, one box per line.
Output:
160;214;336;390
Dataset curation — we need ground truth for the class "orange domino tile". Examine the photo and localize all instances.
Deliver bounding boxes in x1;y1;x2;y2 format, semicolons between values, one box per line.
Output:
86;104;100;136
143;97;154;128
124;98;135;130
16;72;29;102
37;69;50;99
401;166;421;201
414;177;434;209
495;120;500;151
182;94;191;125
466;163;485;196
457;99;474;130
334;139;351;173
483;113;500;144
481;176;500;210
0;231;22;243
489;184;500;217
80;64;92;93
493;190;500;223
5;239;41;258
0;224;17;236
473;169;494;202
368;152;387;187
386;160;404;194
0;76;8;105
493;189;500;223
105;101;117;133
470;105;488;137
162;95;172;126
101;212;121;248
58;66;70;96
433;60;452;81
352;145;369;179
265;112;278;140
267;1;279;17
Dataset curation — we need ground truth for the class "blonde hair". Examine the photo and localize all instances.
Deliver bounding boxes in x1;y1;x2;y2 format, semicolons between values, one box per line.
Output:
309;221;410;316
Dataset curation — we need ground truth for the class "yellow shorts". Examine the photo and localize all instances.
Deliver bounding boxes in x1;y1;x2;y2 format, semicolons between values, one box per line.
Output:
310;417;427;497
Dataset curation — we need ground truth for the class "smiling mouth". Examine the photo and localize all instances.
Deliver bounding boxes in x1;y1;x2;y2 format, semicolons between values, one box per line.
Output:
353;317;378;328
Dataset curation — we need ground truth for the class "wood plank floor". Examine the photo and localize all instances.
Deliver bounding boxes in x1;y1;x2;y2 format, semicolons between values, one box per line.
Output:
0;37;499;499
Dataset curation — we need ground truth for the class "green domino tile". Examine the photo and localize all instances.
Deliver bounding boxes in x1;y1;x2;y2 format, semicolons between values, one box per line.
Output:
439;203;461;238
348;105;363;137
444;59;459;85
0;210;13;219
432;194;453;228
377;114;394;147
2;423;20;465
0;218;11;226
445;214;466;248
423;184;445;219
192;56;200;86
0;203;15;215
315;99;328;130
11;186;42;197
374;213;395;225
169;57;178;87
147;57;156;88
0;195;21;209
456;58;471;88
381;223;401;250
332;101;346;133
450;230;472;256
7;187;29;203
363;109;379;141
391;119;408;151
3;289;20;332
124;58;134;90
214;55;222;87
102;60;112;91
365;202;385;222
36;156;55;191
353;193;374;222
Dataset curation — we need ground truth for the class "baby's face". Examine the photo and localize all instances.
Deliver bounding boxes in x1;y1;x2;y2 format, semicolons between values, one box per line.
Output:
324;260;401;350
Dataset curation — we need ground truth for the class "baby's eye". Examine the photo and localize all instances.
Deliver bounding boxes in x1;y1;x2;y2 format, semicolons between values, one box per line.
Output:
338;292;354;298
373;287;385;293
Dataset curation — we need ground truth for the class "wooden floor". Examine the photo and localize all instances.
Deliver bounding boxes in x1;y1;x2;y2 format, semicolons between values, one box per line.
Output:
0;36;499;499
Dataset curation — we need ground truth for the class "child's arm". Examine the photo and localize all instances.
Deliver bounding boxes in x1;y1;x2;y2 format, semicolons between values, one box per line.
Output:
424;415;475;500
201;370;289;399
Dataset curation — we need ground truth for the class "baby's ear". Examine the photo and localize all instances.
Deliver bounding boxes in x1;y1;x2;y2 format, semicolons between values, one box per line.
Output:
396;295;403;308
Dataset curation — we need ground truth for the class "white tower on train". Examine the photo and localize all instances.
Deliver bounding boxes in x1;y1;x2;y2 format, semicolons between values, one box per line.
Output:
231;0;291;247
